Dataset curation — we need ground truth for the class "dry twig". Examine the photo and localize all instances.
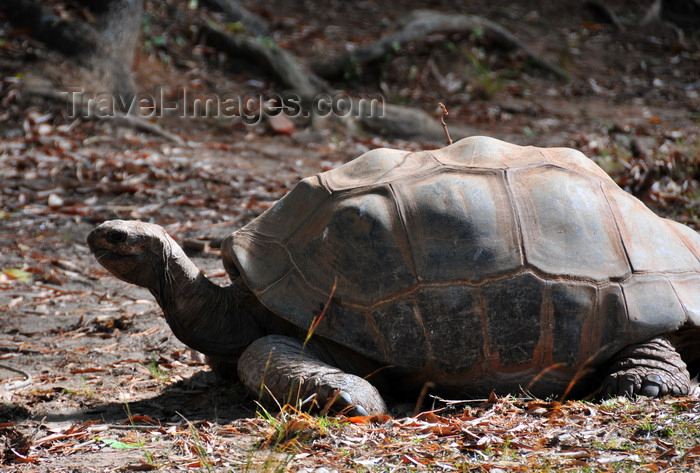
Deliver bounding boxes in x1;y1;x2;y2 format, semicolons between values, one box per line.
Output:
438;103;453;146
0;362;32;390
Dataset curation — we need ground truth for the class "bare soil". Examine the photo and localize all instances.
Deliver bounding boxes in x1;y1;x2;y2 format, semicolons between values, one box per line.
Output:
1;0;699;471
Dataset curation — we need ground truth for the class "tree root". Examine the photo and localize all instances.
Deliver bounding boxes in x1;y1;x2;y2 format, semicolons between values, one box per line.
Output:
201;22;326;101
0;0;103;59
355;102;475;144
0;363;32;391
584;1;625;31
585;0;696;38
198;21;482;142
651;0;700;30
200;0;269;36
313;10;569;82
24;87;186;145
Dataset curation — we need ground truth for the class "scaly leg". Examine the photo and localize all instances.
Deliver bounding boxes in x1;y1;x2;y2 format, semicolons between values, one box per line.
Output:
238;335;387;415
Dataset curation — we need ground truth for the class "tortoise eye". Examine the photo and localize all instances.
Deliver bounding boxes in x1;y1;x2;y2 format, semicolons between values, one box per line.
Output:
106;230;127;244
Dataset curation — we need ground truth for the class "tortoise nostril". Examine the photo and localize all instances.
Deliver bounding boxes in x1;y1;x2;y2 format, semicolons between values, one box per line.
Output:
106;230;127;244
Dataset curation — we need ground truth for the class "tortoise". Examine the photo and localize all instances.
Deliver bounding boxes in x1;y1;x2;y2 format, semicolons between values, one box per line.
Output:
88;136;700;415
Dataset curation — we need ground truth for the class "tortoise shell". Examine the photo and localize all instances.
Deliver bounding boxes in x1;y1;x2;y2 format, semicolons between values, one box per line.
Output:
222;136;700;395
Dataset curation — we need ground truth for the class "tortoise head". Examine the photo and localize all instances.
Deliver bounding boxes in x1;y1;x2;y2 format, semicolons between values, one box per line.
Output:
87;220;177;289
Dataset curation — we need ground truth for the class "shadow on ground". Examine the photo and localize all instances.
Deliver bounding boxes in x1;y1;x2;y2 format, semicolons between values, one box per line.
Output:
27;371;257;425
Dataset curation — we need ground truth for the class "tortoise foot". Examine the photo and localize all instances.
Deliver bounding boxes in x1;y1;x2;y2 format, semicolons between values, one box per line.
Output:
238;335;387;415
602;336;691;398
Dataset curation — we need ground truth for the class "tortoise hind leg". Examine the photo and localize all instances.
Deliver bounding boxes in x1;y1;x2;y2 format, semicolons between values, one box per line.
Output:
601;336;691;398
238;335;387;415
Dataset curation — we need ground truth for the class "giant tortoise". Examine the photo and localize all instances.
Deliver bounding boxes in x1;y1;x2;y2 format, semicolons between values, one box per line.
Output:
88;136;700;415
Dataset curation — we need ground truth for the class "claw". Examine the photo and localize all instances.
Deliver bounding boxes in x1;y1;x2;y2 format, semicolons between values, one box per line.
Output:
335;390;353;407
620;374;636;398
640;374;663;397
345;404;369;417
331;390;370;416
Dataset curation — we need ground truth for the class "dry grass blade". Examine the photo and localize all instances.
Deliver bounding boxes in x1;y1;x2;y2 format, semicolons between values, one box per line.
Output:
304;277;337;347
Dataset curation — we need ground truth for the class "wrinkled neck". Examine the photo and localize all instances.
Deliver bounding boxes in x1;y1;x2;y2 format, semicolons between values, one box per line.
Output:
149;242;262;358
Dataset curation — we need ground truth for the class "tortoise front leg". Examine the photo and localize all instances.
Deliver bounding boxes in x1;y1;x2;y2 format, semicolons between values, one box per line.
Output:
601;336;691;398
238;335;387;415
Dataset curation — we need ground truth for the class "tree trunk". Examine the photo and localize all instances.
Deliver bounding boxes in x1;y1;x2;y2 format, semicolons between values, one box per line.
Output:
0;0;143;102
661;0;700;28
90;0;144;102
643;0;700;28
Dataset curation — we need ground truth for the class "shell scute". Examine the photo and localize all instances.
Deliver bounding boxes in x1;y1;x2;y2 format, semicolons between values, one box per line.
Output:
395;171;522;282
510;166;630;281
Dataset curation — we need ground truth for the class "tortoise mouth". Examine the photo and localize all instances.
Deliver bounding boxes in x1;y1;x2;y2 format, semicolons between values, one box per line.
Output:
91;248;132;270
89;248;149;286
91;248;114;261
90;246;138;266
